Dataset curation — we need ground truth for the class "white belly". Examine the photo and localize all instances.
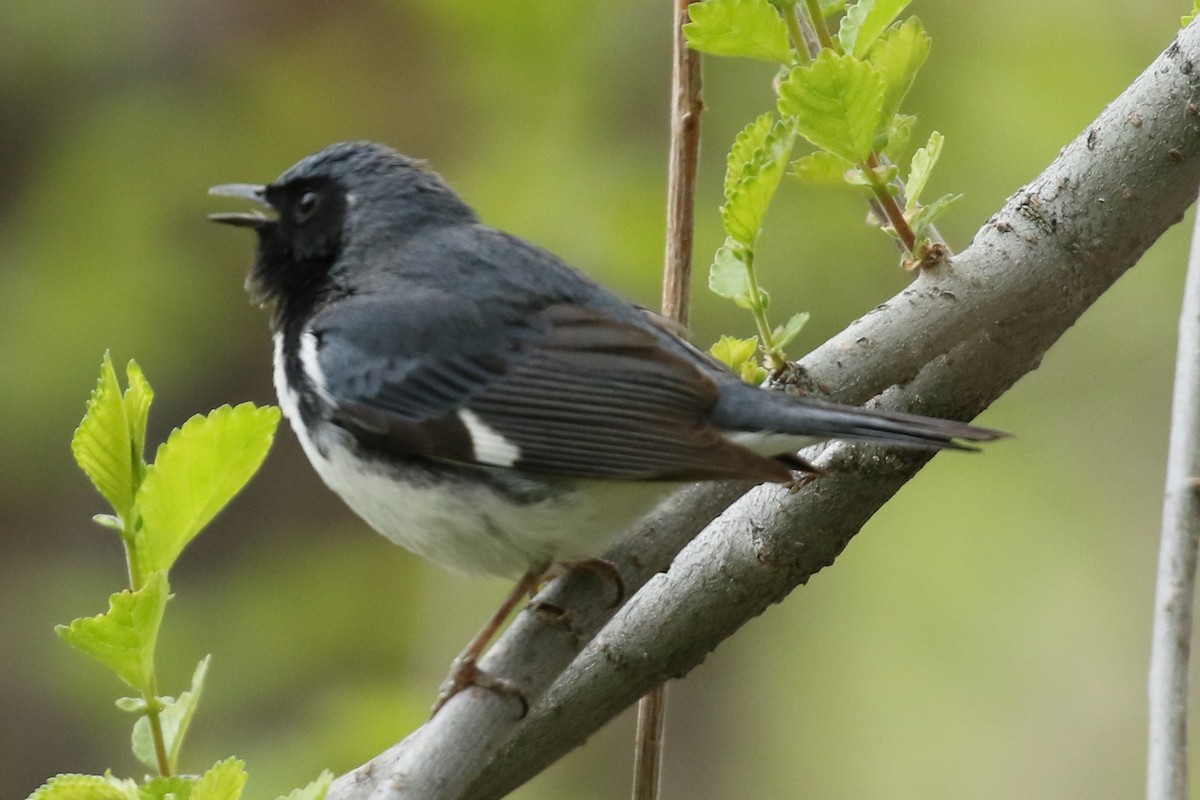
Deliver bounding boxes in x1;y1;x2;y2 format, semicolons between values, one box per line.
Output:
310;427;675;576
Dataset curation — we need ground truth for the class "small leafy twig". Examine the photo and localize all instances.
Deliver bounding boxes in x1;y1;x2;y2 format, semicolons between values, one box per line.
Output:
661;0;706;329
685;0;961;375
635;3;705;796
30;353;331;800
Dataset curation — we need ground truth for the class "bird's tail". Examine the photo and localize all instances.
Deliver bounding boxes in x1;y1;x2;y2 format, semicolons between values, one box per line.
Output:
712;381;1007;456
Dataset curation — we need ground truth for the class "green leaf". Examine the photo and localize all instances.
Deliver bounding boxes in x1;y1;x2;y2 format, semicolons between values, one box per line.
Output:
907;192;962;239
139;776;196;800
72;352;137;524
905;130;943;211
191;758;247;800
710;336;767;385
725;114;774;201
135;403;280;575
721;117;796;245
820;0;849;14
790;150;854;185
710;335;760;370
880;113;916;160
122;360;154;488
1185;1;1200;26
868;17;930;124
735;285;768;311
132;656;211;772
27;774;140;800
741;362;770;385
778;50;886;164
836;0;912;57
684;0;794;63
708;241;752;302
771;311;811;349
273;771;334;800
56;571;169;692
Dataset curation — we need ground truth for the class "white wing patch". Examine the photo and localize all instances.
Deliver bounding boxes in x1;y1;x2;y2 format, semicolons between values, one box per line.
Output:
458;408;521;467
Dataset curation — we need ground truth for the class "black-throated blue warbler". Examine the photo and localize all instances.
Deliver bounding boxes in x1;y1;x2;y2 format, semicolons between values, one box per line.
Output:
209;141;1003;708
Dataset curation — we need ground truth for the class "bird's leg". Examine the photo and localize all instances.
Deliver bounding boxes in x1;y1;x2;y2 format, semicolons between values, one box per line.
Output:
431;567;543;716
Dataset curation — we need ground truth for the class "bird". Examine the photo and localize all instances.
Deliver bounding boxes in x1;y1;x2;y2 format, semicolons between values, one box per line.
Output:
209;140;1004;710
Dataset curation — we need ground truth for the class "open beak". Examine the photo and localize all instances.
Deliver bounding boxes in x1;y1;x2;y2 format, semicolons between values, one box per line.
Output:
208;183;272;228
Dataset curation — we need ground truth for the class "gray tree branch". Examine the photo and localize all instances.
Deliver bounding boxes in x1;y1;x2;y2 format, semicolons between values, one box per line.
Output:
330;21;1200;800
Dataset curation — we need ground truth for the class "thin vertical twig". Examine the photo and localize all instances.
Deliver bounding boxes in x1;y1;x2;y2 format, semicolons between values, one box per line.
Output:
631;682;670;800
1147;202;1200;800
659;0;704;329
633;2;703;799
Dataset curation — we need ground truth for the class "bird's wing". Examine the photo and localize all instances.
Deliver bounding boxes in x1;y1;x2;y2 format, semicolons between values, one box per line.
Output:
309;296;790;482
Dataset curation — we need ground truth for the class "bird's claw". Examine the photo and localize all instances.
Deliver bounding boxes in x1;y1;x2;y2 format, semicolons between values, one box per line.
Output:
431;653;528;718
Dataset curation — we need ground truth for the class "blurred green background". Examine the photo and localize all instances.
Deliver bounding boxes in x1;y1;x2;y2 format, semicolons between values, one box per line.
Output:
0;1;1192;797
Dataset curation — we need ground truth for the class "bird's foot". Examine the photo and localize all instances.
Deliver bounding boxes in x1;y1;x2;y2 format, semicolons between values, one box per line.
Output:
431;652;528;718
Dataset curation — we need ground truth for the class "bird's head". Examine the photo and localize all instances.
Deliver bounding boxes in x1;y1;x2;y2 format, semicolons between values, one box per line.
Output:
209;141;475;318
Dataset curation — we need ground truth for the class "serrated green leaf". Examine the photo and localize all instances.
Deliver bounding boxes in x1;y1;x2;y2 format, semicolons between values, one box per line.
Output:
72;352;137;524
771;312;811;349
820;0;848;14
708;242;751;301
907;192;961;239
57;572;169;691
790;150;854;185
27;773;139;800
721;118;796;245
868;17;930;124
710;335;760;370
880;113;916;160
135;404;280;575
56;571;169;692
905;130;943;212
837;0;912;57
1185;2;1200;26
710;336;767;386
725;114;774;201
122;360;154;488
133;656;211;771
273;771;334;800
741;362;769;385
192;758;247;800
684;0;793;63
139;776;196;800
778;50;886;164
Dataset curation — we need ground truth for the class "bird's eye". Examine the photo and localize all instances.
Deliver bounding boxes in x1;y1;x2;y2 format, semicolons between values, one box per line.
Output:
295;191;319;221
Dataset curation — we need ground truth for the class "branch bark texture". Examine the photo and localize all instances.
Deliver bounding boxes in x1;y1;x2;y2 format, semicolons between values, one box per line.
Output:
330;22;1200;800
